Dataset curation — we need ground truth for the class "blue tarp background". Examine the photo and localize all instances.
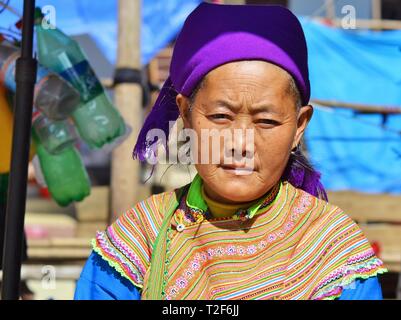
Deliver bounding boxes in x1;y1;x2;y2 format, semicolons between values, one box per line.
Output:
0;0;201;64
1;1;400;193
301;20;401;193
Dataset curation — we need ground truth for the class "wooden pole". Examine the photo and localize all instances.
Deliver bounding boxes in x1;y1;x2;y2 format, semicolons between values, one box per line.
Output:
110;0;142;223
325;0;335;20
372;0;382;20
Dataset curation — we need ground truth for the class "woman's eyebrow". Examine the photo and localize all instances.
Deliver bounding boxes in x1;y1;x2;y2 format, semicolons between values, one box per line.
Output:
248;103;280;114
211;99;242;112
211;100;280;114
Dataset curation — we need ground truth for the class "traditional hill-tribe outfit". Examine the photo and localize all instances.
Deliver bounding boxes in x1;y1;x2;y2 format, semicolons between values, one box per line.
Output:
75;3;387;300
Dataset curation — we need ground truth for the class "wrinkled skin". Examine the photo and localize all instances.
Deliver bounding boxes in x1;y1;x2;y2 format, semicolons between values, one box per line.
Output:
176;60;313;204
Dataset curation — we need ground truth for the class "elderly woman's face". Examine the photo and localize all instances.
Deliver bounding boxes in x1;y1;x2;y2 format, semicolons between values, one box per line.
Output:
177;60;312;203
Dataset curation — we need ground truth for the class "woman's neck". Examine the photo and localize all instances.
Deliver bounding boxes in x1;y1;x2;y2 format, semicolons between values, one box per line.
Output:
201;185;258;218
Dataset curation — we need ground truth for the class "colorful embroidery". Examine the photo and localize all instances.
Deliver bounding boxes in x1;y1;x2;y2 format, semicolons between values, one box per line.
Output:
92;176;387;300
311;253;386;300
92;232;144;288
163;187;320;299
91;192;171;290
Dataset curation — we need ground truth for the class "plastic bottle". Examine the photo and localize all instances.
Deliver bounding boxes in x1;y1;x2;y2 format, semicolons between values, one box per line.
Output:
0;42;80;120
31;107;76;154
34;8;126;148
34;139;91;207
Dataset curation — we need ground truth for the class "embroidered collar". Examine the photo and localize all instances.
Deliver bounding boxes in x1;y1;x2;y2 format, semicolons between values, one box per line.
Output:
184;174;282;222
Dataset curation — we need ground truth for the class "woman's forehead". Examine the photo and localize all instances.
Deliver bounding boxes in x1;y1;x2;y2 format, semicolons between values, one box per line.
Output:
206;61;289;86
197;61;293;104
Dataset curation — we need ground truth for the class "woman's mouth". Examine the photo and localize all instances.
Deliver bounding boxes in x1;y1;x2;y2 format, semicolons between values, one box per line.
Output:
219;164;255;176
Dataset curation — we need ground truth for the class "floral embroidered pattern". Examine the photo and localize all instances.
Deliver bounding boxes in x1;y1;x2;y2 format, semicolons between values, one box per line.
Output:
165;191;314;299
90;179;387;300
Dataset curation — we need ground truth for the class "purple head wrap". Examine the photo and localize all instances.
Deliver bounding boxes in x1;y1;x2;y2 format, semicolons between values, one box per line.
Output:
134;3;327;201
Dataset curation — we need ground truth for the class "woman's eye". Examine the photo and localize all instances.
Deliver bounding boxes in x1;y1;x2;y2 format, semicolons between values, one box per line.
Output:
256;119;279;126
210;114;231;120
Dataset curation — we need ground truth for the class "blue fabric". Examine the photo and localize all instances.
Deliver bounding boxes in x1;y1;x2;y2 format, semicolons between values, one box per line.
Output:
338;276;383;300
1;0;201;65
301;19;401;193
74;251;383;300
74;251;141;300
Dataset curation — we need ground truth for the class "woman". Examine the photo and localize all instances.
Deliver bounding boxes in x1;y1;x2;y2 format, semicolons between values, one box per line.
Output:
75;3;387;300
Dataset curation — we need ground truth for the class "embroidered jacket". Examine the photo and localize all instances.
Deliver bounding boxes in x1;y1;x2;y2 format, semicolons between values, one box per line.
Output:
92;175;387;300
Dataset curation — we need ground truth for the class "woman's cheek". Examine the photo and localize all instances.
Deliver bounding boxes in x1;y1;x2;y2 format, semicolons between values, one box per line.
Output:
255;134;291;166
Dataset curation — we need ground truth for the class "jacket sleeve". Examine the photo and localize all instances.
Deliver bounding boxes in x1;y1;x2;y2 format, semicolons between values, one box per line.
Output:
74;251;141;300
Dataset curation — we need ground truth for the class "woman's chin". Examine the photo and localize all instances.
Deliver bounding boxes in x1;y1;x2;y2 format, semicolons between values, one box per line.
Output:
212;175;262;203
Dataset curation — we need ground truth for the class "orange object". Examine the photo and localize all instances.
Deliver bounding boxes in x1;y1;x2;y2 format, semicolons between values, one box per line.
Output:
0;87;36;173
0;86;14;173
371;241;381;258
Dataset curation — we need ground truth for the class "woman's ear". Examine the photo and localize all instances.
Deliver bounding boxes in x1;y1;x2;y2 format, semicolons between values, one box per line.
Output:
293;104;313;148
176;93;192;128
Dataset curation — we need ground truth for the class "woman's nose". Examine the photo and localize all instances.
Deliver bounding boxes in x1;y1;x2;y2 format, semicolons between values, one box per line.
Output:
224;127;254;162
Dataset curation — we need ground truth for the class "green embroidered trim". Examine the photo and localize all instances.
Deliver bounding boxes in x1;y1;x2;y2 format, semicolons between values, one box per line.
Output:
186;174;208;212
313;258;388;300
161;226;174;299
145;187;185;300
246;181;283;219
186;173;282;220
320;268;388;300
91;238;144;290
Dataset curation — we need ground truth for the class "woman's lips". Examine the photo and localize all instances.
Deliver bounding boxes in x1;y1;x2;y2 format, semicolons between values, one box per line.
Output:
219;164;255;175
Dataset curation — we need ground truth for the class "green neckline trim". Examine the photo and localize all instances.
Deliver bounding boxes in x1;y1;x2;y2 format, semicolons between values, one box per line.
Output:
186;174;208;212
186;174;282;219
247;181;282;219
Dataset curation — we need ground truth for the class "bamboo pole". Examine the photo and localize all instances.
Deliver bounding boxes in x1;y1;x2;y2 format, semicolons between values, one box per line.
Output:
371;0;382;20
311;98;401;115
325;0;335;20
110;0;142;223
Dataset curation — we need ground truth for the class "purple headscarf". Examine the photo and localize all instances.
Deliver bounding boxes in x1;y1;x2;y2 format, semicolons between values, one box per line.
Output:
133;3;327;201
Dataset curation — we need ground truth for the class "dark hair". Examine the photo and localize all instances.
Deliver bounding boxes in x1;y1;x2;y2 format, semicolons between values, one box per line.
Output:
282;147;328;201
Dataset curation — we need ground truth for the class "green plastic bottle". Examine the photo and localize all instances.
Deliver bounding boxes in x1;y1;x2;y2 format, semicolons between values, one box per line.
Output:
35;138;91;207
34;8;126;148
32;107;76;155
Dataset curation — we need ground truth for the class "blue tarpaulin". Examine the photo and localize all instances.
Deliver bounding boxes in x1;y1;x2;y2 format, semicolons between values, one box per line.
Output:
301;20;401;194
0;0;201;65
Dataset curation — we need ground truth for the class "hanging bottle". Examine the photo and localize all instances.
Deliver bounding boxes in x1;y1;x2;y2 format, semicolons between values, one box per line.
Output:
34;8;126;148
31;107;76;154
0;42;80;120
34;139;91;207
